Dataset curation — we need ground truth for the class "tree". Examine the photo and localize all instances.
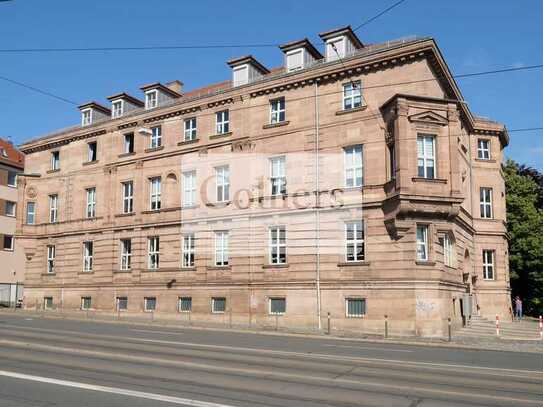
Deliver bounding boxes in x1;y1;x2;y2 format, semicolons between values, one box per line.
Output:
503;159;543;315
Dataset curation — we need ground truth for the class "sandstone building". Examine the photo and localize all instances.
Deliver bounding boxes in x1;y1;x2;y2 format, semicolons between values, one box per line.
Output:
16;27;510;336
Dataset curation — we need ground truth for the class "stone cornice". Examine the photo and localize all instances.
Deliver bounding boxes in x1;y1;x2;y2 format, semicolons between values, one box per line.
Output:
22;129;107;154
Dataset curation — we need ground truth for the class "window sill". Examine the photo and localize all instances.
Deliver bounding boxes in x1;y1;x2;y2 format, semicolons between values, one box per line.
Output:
141;207;181;214
415;261;436;266
46;169;60;174
338;261;370;267
2;248;14;252
78;271;94;275
144;146;164;153
182;204;199;209
205;201;231;208
206;265;231;271
412;177;447;184
115;212;135;218
114;270;131;274
177;138;199;146
82;160;99;166
335;105;367;116
475;158;496;163
263;121;290;130
181;267;197;271
41;273;56;276
262;264;289;269
209;132;232;140
118;152;136;158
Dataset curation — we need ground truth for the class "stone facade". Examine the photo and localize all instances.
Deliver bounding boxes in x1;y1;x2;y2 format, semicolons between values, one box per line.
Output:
16;28;510;337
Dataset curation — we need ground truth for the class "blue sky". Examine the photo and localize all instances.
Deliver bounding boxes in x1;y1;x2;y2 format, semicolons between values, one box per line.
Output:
0;0;541;170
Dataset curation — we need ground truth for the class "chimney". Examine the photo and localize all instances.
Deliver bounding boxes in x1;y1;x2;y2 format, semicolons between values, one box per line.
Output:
165;80;183;95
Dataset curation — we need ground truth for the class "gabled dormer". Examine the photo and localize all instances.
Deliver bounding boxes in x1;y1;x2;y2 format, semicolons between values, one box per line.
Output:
319;25;364;62
78;102;111;127
107;93;144;118
140;82;182;110
227;55;270;87
279;38;323;72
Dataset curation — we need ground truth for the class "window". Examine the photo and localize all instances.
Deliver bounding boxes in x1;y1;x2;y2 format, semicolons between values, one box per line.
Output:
215;166;230;202
482;250;495;280
182;171;196;207
150;126;162;149
124;133;134;154
116;296;128;311
5;201;16;217
343;82;362;110
81;109;92;126
286;49;303;72
178;297;192;313
144;297;156;312
388;144;396;181
216;110;229;134
270;156;286;196
46;245;55;274
417;135;436;179
443;234;455;268
480;187;493;219
416;225;429;262
184;118;197;141
145;90;158;109
269;298;286;315
81;296;92;310
43;297;53;310
345;221;364;262
87;141;97;162
148;236;160;270
82;241;93;271
112;100;123;118
344;145;363;187
182;233;195;268
269;226;286;265
86;187;96;218
3;235;14;251
477;139;490;160
214;231;229;266
7;171;17;187
346;298;366;318
326;38;344;61
51;151;60;171
120;239;132;270
270;98;286;124
122;181;134;214
26;202;36;224
149;177;161;210
49;194;58;223
212;297;226;313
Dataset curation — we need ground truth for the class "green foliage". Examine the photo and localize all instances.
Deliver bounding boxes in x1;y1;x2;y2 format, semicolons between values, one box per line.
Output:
504;159;543;315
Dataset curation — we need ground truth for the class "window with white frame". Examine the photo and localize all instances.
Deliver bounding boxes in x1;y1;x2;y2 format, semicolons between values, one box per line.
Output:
51;151;60;171
184;117;197;141
7;171;17;187
345;298;366;318
416;225;429;261
87;141;97;162
417;135;436;179
345;221;364;262
342;81;362;110
443;234;455;268
3;235;14;251
120;239;132;271
326;38;344;61
112;100;123;118
270;156;286;196
43;297;53;310
212;297;226;313
116;296;128;311
269;226;286;265
214;231;229;266
81;296;92;310
144;297;156;311
148;236;160;270
182;171;196;207
49;194;58;223
145;90;158;109
5;201;16;217
26;202;35;225
182;233;195;268
482;249;495;280
216;110;229;134
286;49;303;72
269;298;286;315
150;126;162;149
83;241;93;272
124;132;134;154
480;187;493;219
86;187;96;218
344;145;363;187
81;109;92;126
178;297;192;313
149;177;161;211
477;139;491;160
122;181;134;214
215;166;230;202
270;98;286;124
46;245;55;274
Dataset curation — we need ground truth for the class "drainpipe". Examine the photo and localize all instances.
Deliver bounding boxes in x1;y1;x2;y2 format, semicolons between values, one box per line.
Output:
314;80;322;330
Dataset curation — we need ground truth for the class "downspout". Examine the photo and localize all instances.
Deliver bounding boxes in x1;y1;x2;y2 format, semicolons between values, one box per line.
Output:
314;80;322;330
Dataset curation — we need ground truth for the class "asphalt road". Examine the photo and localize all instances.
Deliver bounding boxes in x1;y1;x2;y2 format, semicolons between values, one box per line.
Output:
0;313;542;406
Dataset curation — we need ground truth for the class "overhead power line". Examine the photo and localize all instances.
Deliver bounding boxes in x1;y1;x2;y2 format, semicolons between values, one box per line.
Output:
353;0;408;32
0;75;78;105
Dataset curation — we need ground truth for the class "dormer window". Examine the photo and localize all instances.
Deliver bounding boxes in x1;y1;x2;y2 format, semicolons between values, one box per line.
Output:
78;102;111;127
81;109;92;126
227;55;270;87
233;65;249;87
107;93;144;117
326;37;344;61
319;26;364;62
112;100;123;118
286;50;303;72
279;38;322;73
145;90;158;109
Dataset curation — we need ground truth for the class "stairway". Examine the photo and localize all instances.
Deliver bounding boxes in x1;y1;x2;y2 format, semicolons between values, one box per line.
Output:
455;315;542;341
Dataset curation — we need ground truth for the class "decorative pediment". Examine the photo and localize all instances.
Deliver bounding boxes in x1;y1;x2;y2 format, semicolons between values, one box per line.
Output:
408;111;448;126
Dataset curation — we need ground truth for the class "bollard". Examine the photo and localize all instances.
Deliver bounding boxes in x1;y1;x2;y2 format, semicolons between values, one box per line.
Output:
496;314;500;337
384;315;388;339
539;316;542;340
327;312;331;335
448;317;452;342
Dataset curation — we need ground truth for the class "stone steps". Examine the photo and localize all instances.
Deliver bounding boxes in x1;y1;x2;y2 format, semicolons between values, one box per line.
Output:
456;317;542;341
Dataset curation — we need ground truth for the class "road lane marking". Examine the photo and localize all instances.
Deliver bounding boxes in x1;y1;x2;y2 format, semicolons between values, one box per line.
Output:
0;369;237;407
131;329;183;335
323;344;413;353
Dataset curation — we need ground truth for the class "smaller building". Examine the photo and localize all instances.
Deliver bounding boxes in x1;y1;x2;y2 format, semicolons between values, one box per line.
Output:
0;138;24;306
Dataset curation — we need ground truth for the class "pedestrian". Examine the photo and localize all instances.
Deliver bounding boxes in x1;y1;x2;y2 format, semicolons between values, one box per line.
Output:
514;296;523;321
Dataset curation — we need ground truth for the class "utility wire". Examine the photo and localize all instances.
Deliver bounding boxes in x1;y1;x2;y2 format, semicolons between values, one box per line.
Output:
0;75;78;105
353;0;408;32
